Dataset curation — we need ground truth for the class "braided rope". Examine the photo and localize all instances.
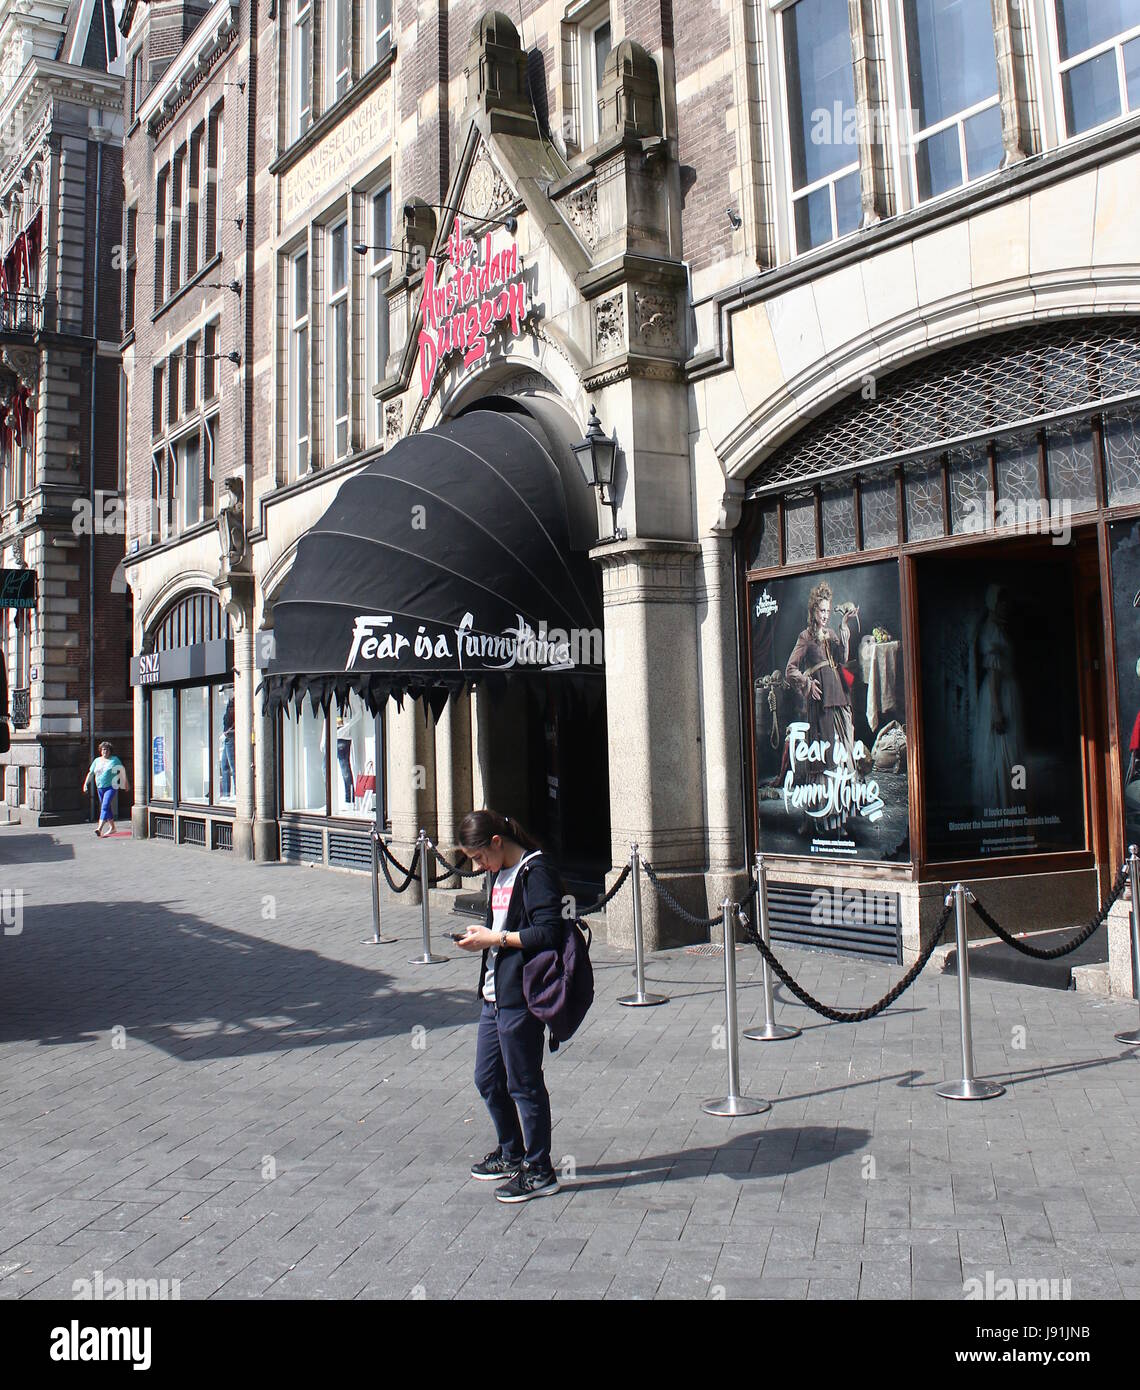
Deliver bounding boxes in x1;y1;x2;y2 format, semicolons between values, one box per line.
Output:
430;843;487;882
377;838;421;894
969;864;1127;960
577;862;632;918
739;899;954;1023
641;859;724;930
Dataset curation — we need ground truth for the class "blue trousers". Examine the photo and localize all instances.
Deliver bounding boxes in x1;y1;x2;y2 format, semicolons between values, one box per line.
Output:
474;1001;552;1170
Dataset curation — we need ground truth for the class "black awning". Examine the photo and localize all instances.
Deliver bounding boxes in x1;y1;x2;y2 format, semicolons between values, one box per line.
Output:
262;407;604;718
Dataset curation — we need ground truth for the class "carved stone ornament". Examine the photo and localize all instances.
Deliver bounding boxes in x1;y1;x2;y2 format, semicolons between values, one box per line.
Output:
634;290;677;349
384;399;403;447
216;476;247;574
2;347;38;389
467;147;514;222
561;181;598;251
593;293;625;359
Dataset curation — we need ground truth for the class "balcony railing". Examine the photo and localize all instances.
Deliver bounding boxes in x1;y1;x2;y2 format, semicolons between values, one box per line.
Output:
0;292;42;336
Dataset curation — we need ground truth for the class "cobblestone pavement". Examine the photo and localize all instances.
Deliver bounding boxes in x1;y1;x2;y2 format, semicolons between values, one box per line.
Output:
1;823;1139;1301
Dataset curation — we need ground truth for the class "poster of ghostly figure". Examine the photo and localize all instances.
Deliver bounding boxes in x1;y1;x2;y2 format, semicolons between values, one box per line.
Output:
749;560;910;861
1109;519;1140;849
918;554;1084;860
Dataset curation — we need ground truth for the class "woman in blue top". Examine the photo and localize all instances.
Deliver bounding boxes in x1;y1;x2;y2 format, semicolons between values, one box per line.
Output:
82;741;129;838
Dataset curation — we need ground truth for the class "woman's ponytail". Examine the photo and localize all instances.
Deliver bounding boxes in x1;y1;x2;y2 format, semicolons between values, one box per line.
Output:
459;808;543;855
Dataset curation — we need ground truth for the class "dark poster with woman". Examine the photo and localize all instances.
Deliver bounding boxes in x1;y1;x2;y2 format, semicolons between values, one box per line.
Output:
749;559;910;861
917;552;1084;860
1109;519;1140;848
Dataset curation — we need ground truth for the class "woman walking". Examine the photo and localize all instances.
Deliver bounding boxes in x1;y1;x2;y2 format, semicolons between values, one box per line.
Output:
82;741;129;838
455;808;564;1203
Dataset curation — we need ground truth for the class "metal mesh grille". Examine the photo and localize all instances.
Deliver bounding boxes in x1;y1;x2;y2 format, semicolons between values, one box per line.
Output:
749;318;1140;493
150;812;174;841
212;820;233;851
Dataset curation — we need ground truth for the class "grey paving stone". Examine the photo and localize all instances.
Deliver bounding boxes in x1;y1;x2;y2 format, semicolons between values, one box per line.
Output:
4;821;1140;1302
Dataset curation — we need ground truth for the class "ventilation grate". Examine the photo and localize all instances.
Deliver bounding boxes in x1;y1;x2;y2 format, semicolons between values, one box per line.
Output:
766;881;901;963
212;820;233;851
281;824;324;863
179;817;206;848
150;812;174;841
328;830;371;871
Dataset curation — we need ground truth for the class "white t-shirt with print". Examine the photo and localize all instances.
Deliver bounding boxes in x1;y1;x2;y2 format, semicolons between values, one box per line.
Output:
482;851;540;1004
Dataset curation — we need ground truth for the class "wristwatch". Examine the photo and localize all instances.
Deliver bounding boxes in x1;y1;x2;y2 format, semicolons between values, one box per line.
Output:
496;930;509;949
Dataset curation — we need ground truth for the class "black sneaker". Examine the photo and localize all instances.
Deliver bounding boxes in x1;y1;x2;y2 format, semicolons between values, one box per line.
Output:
494;1163;560;1203
470;1150;522;1182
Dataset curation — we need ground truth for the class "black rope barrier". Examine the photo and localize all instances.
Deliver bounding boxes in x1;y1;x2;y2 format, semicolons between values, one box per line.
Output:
641;859;724;930
430;844;487;882
738;900;955;1023
577;862;632;918
378;838;421;894
969;865;1127;961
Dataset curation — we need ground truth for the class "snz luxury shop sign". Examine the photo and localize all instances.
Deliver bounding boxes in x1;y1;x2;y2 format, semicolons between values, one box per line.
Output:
417;220;530;399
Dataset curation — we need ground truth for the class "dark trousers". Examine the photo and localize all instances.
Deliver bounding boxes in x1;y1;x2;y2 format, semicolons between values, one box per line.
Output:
474;1001;552;1171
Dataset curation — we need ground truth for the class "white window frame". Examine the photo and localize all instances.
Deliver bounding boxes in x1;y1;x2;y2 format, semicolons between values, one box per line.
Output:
327;0;350;109
888;0;1004;210
769;0;862;262
326;219;350;465
1043;0;1140;142
171;426;203;532
578;8;612;149
371;0;393;67
288;246;310;479
366;186;392;446
291;0;313;141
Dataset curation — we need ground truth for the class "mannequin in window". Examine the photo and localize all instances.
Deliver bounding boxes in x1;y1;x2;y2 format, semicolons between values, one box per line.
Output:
219;690;235;797
320;700;361;805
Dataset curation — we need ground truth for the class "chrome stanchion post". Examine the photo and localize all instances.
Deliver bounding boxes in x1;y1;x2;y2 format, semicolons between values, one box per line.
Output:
744;851;800;1042
1115;844;1140;1046
361;826;396;944
411;829;446;964
618;842;668;1008
703;901;769;1117
937;883;1004;1100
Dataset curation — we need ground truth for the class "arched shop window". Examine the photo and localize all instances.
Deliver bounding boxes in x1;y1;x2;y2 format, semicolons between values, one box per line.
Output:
141;593;235;811
741;317;1140;876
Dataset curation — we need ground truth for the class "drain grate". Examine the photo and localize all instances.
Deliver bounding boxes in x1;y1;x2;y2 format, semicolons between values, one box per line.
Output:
684;943;746;957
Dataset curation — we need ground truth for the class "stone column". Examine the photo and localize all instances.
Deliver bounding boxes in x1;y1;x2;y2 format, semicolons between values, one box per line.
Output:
435;690;472;857
231;616;255;860
991;0;1038;164
130;671;148;840
252;678;278;860
697;532;746;903
595;539;716;950
470;687;487;809
849;0;892;225
383;695;437;904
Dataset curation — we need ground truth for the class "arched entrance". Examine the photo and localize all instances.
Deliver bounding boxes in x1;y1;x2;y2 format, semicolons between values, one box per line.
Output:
454;391;610;892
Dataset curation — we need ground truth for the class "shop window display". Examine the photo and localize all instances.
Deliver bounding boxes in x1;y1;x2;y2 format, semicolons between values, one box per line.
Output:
151;688;175;800
749;559;910;861
214;683;236;804
917;552;1085;860
1110;518;1140;847
282;700;327;812
179;685;211;804
329;691;378;819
